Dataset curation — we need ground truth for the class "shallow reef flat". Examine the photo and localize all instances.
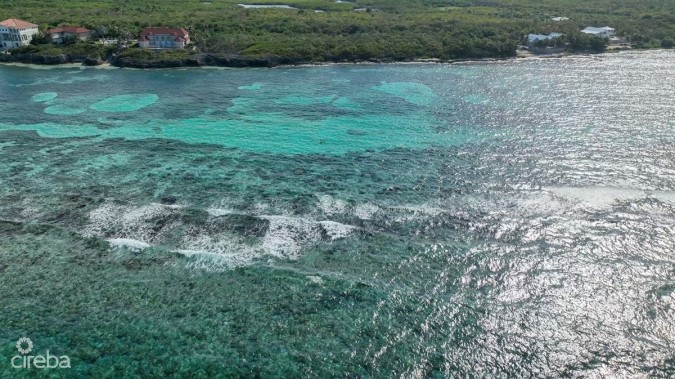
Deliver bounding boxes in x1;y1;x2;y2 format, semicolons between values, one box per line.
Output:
1;51;674;377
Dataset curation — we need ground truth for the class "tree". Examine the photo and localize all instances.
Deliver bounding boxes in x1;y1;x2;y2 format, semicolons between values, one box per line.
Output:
62;35;79;46
30;32;52;45
91;26;109;39
588;36;608;52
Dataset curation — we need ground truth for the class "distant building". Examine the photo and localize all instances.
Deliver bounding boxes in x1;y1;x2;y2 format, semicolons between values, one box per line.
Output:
138;27;190;49
581;26;615;38
527;32;563;44
46;26;91;44
0;18;39;50
551;17;569;22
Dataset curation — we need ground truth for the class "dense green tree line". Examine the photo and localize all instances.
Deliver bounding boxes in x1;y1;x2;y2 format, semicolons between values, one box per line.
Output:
1;0;673;62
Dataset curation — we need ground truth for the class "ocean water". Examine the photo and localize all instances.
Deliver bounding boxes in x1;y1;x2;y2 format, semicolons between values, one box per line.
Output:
0;51;674;377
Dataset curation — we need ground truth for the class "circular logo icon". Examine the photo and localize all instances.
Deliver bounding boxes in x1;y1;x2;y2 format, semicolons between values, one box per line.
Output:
16;337;33;355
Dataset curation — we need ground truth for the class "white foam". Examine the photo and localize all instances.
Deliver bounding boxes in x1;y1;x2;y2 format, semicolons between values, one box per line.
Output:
179;234;261;267
387;194;568;224
390;204;446;216
354;203;380;220
154;203;183;209
19;207;41;219
307;275;323;284
85;204;125;236
107;238;150;251
317;195;348;216
319;221;356;240
181;215;355;267
207;207;235;216
260;215;322;259
176;249;222;258
546;186;647;210
86;202;356;271
176;249;245;272
253;202;270;213
85;203;181;242
651;191;675;204
514;192;570;215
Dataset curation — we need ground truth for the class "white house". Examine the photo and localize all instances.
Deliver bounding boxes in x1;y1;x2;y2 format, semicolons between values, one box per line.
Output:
0;18;39;50
551;17;569;22
138;27;190;49
527;32;563;44
46;26;91;44
581;26;615;38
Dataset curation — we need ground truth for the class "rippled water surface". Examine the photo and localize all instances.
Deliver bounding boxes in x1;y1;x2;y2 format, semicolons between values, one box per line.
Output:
1;51;674;377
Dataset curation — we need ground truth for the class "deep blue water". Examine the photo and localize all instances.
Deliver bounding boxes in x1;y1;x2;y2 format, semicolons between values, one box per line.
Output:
0;51;674;377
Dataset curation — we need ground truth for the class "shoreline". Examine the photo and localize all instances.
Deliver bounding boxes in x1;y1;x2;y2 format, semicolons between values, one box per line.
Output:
0;48;662;70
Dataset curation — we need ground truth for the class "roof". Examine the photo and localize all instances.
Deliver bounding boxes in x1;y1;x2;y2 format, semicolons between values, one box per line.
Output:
527;32;563;43
47;26;90;34
140;27;189;39
0;18;38;29
582;26;615;34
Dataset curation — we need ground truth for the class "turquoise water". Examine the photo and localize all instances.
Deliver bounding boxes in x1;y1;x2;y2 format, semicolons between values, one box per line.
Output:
1;51;674;377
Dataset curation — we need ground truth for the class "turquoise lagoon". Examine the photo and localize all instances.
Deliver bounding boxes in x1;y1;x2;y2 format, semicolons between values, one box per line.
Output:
0;51;674;377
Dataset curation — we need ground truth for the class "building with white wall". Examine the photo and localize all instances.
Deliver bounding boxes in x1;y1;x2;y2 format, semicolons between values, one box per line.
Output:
581;26;615;38
46;26;91;44
138;27;190;49
0;19;39;50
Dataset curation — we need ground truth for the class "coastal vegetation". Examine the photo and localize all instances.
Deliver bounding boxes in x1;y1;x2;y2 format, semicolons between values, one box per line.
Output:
1;0;674;64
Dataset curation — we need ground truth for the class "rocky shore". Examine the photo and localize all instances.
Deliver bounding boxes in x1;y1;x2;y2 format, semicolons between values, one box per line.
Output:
111;53;313;68
0;48;658;70
0;51;105;66
0;51;314;68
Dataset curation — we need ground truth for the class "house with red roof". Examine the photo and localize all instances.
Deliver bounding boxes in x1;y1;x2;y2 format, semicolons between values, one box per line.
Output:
0;18;39;50
138;27;190;49
46;26;91;44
